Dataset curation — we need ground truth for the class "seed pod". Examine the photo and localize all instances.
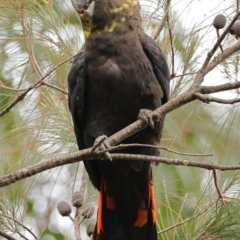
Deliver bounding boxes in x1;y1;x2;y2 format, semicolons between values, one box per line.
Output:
213;14;226;29
72;191;84;208
57;201;72;217
86;223;95;237
230;21;240;37
82;205;95;218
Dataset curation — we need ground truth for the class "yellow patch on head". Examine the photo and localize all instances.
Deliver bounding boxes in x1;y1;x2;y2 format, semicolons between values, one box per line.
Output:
110;6;123;13
132;0;138;6
126;0;138;5
104;22;117;33
120;17;126;22
123;3;129;9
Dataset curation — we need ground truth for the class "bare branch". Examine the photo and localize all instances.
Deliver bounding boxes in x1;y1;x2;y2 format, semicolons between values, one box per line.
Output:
153;0;171;41
0;231;17;240
200;81;240;94
216;29;224;52
108;154;240;171
212;169;224;201
172;71;198;79
1;215;37;240
158;212;201;235
0;84;27;92
1;147;240;188
199;11;240;77
167;13;175;79
41;81;68;95
204;41;240;75
195;93;240;104
98;143;213;157
73;168;88;240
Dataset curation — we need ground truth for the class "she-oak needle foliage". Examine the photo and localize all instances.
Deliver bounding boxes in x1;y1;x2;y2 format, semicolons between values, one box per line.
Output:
1;0;240;239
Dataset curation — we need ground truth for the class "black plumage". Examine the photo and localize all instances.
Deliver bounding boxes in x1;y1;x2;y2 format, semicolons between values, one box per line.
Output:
68;0;170;239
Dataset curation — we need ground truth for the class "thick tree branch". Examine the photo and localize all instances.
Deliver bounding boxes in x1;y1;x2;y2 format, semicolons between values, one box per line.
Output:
1;150;240;188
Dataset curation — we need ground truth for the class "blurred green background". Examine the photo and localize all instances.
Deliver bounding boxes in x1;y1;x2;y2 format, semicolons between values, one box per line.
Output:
1;0;240;239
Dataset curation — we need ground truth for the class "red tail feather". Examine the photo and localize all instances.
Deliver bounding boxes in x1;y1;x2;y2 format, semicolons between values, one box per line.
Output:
94;177;157;240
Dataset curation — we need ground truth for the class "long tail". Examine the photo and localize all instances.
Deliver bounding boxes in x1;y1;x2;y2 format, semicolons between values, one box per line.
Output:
93;178;157;240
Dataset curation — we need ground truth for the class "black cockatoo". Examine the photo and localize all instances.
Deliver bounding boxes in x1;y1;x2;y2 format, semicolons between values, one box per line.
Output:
68;0;170;239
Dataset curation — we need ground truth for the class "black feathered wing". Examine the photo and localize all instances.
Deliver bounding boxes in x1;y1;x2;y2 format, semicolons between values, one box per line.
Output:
141;33;170;104
68;51;85;149
68;51;102;189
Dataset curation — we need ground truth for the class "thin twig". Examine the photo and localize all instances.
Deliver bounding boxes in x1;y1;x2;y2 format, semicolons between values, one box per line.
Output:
14;230;29;240
167;13;175;78
0;55;74;118
158;212;201;235
153;0;171;41
73;168;88;240
212;169;224;201
20;0;42;78
42;81;68;95
159;146;213;157
216;29;224;52
0;84;27;92
200;11;240;73
79;168;88;196
195;93;240;104
1;214;37;240
153;12;168;41
172;71;198;79
68;215;74;222
0;231;17;240
98;143;213;157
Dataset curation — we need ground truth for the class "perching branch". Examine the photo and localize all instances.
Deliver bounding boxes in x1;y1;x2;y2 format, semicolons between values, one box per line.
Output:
1;149;240;188
1;31;240;187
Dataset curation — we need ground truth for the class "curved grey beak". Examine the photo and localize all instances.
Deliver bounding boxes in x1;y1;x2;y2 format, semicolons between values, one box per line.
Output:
71;0;95;20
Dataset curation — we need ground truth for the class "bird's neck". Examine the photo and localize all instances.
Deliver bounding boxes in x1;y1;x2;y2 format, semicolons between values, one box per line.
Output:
83;0;142;38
